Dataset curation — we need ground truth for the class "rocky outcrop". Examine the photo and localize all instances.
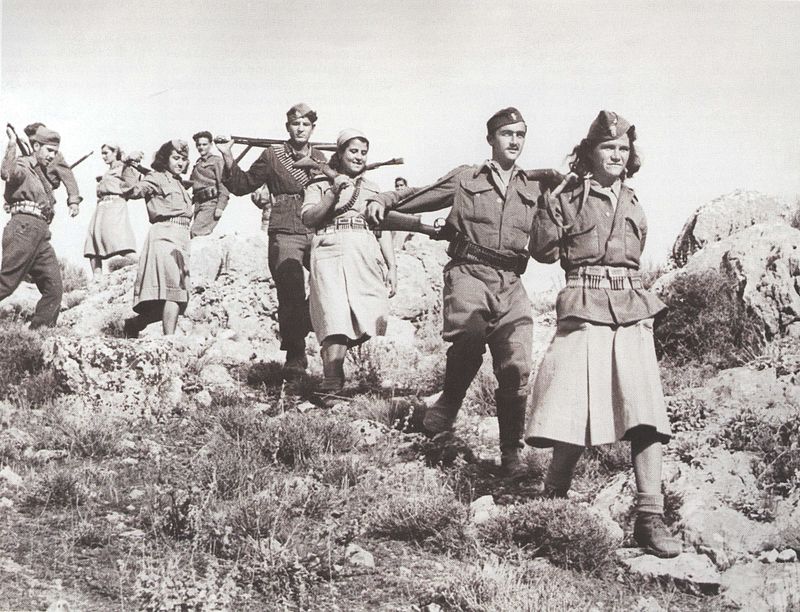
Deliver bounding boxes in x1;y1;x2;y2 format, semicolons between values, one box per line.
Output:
671;190;796;265
657;221;800;338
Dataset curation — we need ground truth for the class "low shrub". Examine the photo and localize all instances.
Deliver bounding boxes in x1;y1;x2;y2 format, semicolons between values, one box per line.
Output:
479;499;617;572
654;269;764;369
715;409;800;496
244;360;284;390
59;257;88;293
366;478;472;555
107;255;138;272
26;465;88;508
0;323;45;398
465;367;496;417
666;397;710;433
268;414;358;469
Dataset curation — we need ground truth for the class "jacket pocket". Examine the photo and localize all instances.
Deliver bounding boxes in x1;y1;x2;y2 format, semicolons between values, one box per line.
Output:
564;224;599;263
459;180;496;224
624;216;642;262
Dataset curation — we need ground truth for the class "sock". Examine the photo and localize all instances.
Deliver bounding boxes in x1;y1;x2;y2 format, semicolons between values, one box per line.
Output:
636;492;664;515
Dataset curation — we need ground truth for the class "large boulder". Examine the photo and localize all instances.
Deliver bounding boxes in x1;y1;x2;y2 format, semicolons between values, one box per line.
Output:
671;190;796;265
390;236;448;320
656;222;800;338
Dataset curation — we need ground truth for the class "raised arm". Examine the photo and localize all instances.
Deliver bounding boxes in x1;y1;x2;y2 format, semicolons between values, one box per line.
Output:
49;153;82;205
1;127;19;182
300;180;339;229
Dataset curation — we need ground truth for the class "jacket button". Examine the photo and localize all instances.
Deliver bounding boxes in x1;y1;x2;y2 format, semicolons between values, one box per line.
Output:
496;198;503;204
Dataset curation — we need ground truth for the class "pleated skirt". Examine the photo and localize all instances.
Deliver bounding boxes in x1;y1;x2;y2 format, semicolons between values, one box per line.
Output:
525;317;671;447
133;221;190;313
309;230;388;345
83;196;136;259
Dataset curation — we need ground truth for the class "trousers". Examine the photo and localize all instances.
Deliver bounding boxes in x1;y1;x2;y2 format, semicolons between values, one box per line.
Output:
267;231;313;354
0;214;63;328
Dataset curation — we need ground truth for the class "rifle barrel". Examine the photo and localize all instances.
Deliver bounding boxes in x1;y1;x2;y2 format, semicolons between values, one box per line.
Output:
230;136;337;152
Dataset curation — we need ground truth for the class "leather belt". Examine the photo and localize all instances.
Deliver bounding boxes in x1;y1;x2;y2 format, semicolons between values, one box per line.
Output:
447;232;528;275
98;195;121;204
566;265;643;290
316;216;370;235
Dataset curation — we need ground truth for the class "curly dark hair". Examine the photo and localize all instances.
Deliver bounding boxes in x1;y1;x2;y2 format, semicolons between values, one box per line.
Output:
567;134;641;179
192;130;213;143
328;137;369;176
151;141;187;174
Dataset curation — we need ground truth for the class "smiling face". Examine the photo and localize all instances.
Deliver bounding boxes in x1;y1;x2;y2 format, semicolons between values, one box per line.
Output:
285;116;315;146
588;134;630;185
339;137;369;177
168;150;187;175
33;142;59;167
487;121;526;168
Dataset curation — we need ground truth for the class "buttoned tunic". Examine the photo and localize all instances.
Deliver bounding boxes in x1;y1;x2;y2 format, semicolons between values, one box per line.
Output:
374;162;541;398
189;154;229;237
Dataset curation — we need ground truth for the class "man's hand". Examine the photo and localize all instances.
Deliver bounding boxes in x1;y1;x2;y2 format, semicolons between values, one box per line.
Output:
333;175;353;194
213;208;223;220
366;200;386;226
68;203;79;218
213;135;234;155
5;126;15;141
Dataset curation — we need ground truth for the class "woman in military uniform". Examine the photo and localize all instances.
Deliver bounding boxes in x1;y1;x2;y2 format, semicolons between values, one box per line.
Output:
83;143;138;279
122;140;192;337
301;129;397;399
525;111;680;558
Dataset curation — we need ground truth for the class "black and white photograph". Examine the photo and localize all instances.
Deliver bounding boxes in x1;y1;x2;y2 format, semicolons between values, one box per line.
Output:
0;1;799;610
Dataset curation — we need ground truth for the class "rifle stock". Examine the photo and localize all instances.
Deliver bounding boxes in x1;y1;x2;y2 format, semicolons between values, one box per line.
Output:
294;156;404;178
377;211;441;237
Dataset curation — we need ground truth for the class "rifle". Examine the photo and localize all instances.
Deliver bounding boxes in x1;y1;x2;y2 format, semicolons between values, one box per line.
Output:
6;124;31;156
294;155;442;236
228;135;338;152
69;151;94;170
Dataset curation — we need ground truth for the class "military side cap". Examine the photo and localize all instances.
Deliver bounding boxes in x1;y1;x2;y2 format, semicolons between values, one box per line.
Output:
287;102;318;124
171;139;190;159
30;127;60;146
487;107;525;134
586;110;637;142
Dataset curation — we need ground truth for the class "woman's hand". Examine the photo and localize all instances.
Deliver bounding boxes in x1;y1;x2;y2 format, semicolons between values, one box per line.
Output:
333;174;353;194
386;266;397;298
366;200;386;226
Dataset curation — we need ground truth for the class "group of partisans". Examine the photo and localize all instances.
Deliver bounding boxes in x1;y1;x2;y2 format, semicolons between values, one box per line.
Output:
0;104;681;558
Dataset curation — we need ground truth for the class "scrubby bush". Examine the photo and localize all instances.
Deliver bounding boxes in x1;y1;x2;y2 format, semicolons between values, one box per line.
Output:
666;397;710;432
479;499;617;572
715;409;800;496
244;360;284;390
0;323;45;397
367;478;472;554
654;269;764;369
59;257;88;292
107;254;138;272
25;465;88;508
133;556;238;612
269;414;358;468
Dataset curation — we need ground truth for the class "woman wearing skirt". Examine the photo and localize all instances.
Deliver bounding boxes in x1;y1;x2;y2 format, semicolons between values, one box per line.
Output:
525;111;680;558
122;140;192;337
83;143;138;279
300;129;397;400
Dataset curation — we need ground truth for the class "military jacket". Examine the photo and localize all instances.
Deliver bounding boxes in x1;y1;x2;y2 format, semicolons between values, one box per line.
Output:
97;161;140;198
127;171;193;224
190;154;229;210
531;180;665;324
224;143;326;235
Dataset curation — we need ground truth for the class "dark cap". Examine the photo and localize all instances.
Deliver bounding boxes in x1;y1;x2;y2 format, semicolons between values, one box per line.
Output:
287;102;318;124
171;139;190;159
30;127;60;147
487;107;525;135
586;110;637;143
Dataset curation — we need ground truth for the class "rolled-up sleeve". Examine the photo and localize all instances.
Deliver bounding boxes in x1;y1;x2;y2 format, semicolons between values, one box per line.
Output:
300;181;326;225
224;149;271;196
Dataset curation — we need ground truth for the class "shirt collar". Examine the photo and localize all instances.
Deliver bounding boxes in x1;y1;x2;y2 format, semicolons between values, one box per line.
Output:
589;178;621;200
482;159;525;181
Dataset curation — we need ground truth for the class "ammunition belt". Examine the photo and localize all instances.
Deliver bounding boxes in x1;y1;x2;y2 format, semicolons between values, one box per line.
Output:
9;201;49;222
566;265;643;290
447;232;528;275
316;216;370;235
156;216;191;228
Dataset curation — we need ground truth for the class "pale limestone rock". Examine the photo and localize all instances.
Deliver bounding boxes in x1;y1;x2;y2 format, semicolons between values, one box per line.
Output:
622;552;721;594
351;419;390;447
469;495;499;526
721;561;800;611
344;543;376;568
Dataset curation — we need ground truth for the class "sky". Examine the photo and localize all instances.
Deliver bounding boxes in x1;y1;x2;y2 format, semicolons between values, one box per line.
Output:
1;0;799;290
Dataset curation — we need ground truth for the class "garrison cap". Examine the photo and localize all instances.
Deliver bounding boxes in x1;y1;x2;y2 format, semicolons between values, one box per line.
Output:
171;139;190;159
486;107;526;135
30;127;60;147
586;110;637;143
336;128;369;149
287;102;318;124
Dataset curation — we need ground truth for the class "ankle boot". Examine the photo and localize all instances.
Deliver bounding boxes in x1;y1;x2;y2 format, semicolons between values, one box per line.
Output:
423;341;484;435
634;512;681;558
497;392;527;478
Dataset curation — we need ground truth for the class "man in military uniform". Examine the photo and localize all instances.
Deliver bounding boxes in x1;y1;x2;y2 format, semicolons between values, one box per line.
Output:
0;125;78;328
20;123;82;209
216;103;326;374
189;131;229;237
367;108;539;476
